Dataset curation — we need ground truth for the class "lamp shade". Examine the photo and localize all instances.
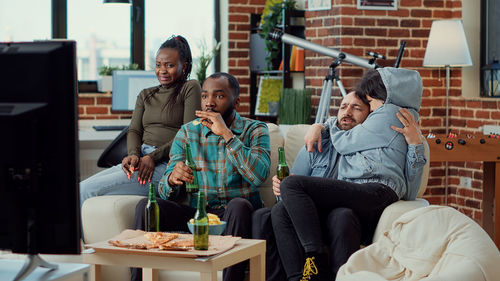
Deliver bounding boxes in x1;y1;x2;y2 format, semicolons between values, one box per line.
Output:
103;0;131;4
423;20;472;67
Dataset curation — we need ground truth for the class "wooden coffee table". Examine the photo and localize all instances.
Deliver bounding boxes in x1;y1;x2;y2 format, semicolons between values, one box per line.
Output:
82;238;265;281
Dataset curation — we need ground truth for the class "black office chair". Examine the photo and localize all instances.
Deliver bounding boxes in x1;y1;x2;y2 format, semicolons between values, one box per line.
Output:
97;126;129;168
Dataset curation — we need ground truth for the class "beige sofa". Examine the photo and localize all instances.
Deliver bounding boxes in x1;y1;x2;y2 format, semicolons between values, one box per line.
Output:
79;123;431;280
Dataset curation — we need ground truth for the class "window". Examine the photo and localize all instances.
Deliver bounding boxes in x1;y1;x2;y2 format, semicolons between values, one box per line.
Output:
481;0;500;96
0;0;51;41
1;0;218;82
68;0;131;80
144;0;216;77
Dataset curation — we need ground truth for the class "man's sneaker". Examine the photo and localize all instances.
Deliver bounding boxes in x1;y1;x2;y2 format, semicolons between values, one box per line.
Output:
300;257;318;281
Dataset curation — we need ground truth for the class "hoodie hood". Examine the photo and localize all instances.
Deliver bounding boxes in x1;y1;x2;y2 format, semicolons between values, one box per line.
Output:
332;67;423;155
377;67;422;112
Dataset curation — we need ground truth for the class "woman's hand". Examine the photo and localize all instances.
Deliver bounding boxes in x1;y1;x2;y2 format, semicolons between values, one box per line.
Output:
391;108;422;145
304;123;325;152
122;155;139;179
137;155;155;185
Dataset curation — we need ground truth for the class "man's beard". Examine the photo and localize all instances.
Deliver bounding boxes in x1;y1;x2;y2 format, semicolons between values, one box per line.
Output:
221;103;234;122
338;117;357;130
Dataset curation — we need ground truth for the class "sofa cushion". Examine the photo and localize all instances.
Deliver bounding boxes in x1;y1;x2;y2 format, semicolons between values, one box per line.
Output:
260;123;284;207
283;124;311;167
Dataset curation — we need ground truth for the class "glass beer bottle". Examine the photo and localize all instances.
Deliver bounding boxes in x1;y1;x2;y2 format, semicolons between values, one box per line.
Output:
184;143;199;193
145;183;160;232
276;147;289;201
193;191;209;250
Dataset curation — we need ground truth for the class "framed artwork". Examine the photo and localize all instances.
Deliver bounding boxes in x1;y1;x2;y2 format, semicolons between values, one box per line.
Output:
255;76;282;116
357;0;398;10
308;0;332;11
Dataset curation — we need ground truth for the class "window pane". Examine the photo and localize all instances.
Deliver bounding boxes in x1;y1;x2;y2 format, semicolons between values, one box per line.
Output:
68;0;131;80
145;0;215;81
0;0;51;41
485;0;500;63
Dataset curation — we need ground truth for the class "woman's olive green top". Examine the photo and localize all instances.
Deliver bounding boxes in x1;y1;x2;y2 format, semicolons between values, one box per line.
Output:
127;79;201;163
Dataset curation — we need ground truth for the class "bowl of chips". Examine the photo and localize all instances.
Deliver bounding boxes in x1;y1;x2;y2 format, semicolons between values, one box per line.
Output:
187;213;226;235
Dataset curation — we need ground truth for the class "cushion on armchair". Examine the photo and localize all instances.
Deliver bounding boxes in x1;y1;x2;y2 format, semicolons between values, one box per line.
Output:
337;206;500;281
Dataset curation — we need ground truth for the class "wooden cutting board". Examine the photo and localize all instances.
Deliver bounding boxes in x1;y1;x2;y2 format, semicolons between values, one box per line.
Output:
85;229;241;258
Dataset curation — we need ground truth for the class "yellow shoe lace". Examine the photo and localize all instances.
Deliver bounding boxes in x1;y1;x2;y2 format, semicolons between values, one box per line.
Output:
300;257;318;281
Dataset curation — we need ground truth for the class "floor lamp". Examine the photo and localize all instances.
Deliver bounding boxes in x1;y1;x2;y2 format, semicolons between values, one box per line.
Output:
423;19;472;205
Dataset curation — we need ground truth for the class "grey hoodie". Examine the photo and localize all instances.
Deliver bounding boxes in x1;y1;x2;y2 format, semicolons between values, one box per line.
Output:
330;67;423;199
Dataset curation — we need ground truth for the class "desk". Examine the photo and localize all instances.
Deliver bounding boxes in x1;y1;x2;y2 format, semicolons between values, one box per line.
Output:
82;238;265;281
427;135;500;248
0;259;89;281
78;119;130;180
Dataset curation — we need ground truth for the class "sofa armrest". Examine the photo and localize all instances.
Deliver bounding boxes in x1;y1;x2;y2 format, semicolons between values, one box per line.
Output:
81;195;144;244
372;199;429;243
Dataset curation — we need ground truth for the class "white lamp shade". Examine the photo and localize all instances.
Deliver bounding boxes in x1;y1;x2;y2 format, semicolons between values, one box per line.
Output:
423;20;473;67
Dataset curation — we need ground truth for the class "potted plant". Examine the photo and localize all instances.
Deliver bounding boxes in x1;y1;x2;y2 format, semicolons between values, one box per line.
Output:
259;0;296;70
195;40;221;85
97;63;140;92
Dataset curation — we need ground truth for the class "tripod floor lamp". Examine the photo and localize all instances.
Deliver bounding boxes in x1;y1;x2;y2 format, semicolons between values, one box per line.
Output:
423;19;473;205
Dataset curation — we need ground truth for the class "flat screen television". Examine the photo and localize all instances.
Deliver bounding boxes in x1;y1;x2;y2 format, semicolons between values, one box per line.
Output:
0;41;80;268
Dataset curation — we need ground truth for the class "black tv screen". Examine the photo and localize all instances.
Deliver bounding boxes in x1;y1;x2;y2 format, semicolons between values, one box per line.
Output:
0;41;80;255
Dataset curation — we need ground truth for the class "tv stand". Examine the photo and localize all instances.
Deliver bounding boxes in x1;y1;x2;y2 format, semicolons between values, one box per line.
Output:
13;254;58;281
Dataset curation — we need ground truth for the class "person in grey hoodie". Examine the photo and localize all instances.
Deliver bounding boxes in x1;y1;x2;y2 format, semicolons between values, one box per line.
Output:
272;67;425;281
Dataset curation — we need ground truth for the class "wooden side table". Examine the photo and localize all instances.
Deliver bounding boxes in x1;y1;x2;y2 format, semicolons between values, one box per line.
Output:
82;238;265;281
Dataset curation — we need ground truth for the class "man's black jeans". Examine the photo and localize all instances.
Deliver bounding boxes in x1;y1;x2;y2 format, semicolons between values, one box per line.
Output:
272;175;398;280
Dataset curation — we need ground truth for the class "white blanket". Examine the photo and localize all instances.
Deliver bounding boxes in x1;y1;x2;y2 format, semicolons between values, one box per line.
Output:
337;206;500;281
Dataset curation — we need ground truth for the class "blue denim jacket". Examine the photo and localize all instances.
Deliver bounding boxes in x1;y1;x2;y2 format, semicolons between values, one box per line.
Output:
307;68;425;200
292;117;426;201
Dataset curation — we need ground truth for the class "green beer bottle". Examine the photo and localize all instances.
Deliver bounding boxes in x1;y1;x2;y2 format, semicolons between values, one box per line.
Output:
184;143;199;193
276;147;289;202
193;192;209;250
145;183;160;232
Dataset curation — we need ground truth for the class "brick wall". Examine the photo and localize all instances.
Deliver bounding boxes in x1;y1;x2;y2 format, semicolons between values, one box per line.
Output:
226;0;500;225
78;92;132;120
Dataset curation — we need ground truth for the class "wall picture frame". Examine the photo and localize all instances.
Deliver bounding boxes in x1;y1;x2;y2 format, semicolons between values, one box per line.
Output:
357;0;397;11
255;76;282;116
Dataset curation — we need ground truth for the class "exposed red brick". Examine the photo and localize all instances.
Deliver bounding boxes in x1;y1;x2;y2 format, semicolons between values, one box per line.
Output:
229;32;248;40
96;97;112;105
433;9;453;18
228;14;249;22
341;27;363;36
355;18;375;26
78;97;95;105
482;100;497;109
388;29;410;37
411;9;432;17
86;106;109;115
354;38;376;46
401;0;422;7
401;19;420;28
423;0;444;8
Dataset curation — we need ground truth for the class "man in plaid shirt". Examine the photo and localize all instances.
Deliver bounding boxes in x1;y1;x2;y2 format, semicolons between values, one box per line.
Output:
132;72;271;281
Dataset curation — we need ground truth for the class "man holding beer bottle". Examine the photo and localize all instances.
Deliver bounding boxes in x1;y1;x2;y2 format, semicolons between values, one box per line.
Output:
253;91;425;280
132;72;271;281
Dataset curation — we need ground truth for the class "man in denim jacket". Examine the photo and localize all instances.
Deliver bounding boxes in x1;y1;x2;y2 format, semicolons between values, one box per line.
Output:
253;87;425;280
270;68;427;281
